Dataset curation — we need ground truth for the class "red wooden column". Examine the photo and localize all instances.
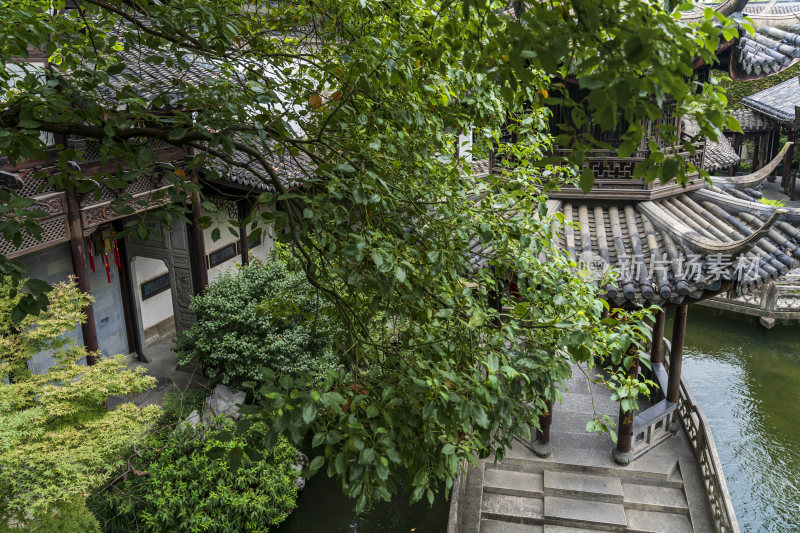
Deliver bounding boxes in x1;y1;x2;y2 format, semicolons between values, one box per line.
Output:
238;200;251;266
187;188;208;294
650;309;666;365
531;400;553;458
613;344;639;465
781;130;795;198
667;304;688;432
65;188;99;364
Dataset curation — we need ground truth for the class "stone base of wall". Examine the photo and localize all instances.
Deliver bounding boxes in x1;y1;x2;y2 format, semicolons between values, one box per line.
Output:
144;316;176;347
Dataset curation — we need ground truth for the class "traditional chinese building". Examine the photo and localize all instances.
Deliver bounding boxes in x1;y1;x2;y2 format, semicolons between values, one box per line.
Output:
0;49;301;366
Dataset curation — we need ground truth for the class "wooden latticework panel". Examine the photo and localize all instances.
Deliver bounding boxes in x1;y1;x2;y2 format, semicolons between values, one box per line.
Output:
1;216;69;258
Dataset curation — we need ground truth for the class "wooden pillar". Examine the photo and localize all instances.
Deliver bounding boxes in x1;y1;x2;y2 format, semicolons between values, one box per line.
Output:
187;190;208;294
65;189;99;364
752;135;760;171
238;200;251;266
531;400;553;458
666;304;688;404
782;131;794;192
112;220;141;357
650;309;666;364
613;345;639;465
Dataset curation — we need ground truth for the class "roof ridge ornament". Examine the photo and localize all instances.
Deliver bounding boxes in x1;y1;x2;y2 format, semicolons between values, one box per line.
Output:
692;188;800;222
716;141;792;190
639;200;785;256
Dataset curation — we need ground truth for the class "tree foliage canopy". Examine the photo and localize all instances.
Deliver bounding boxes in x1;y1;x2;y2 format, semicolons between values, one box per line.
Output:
1;0;740;510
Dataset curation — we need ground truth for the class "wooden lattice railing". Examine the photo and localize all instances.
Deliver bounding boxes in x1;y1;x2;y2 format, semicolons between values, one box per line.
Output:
663;339;741;533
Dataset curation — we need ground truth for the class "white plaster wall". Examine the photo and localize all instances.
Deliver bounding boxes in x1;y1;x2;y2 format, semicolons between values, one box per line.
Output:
21;242;129;373
248;205;276;263
204;209;241;282
203;205;276;281
131;256;173;330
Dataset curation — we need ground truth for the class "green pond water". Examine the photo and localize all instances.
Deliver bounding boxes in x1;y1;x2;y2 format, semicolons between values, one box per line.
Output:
675;309;800;533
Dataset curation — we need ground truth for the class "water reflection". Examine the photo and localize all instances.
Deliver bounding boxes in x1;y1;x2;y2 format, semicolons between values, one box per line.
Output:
674;309;800;533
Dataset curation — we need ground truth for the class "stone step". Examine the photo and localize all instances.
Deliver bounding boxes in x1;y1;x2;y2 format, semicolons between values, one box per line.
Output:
480;519;544;533
481;493;544;524
544;526;613;533
484;468;544;498
544;470;624;503
622;482;689;514
494;453;683;490
543;496;627;531
625;509;693;533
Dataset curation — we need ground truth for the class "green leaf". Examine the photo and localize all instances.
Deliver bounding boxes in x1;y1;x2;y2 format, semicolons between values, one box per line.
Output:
302;402;317;424
333;163;356;173
579;167;595;194
394;266;406;283
308;455;325;475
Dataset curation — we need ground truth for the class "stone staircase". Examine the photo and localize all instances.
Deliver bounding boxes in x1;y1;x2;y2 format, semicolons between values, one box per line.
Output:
468;454;700;533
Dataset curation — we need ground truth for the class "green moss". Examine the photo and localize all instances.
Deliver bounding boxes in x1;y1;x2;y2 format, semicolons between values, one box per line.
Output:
718;62;800;109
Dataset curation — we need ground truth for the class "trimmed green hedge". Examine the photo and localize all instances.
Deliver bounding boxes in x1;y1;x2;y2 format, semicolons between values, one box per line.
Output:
175;259;339;387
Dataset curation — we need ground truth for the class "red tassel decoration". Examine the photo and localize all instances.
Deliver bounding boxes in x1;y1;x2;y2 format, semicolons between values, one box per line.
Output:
87;237;96;273
104;251;111;283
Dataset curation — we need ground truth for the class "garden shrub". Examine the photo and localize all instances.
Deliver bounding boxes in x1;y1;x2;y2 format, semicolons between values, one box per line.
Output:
14;500;101;533
88;418;300;533
175;259;338;387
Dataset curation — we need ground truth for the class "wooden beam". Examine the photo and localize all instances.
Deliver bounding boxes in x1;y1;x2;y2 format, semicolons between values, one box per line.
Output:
65;188;99;364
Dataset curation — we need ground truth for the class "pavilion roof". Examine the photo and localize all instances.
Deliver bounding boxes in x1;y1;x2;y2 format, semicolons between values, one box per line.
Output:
725;108;778;132
683;119;741;172
544;158;800;306
740;76;800;124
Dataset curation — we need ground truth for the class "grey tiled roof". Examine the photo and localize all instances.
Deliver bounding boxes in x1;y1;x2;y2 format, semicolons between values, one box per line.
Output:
742;1;800;15
741;75;800;123
204;137;311;192
544;183;800;306
726;108;778;131
96;48;216;108
683;118;740;172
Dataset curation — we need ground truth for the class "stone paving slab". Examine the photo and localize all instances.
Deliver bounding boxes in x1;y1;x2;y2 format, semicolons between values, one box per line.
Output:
482;493;544;524
543;496;627;529
480;519;544;533
543;526;611;533
484;469;544;498
544;471;623;503
622;482;688;514
625;508;693;533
